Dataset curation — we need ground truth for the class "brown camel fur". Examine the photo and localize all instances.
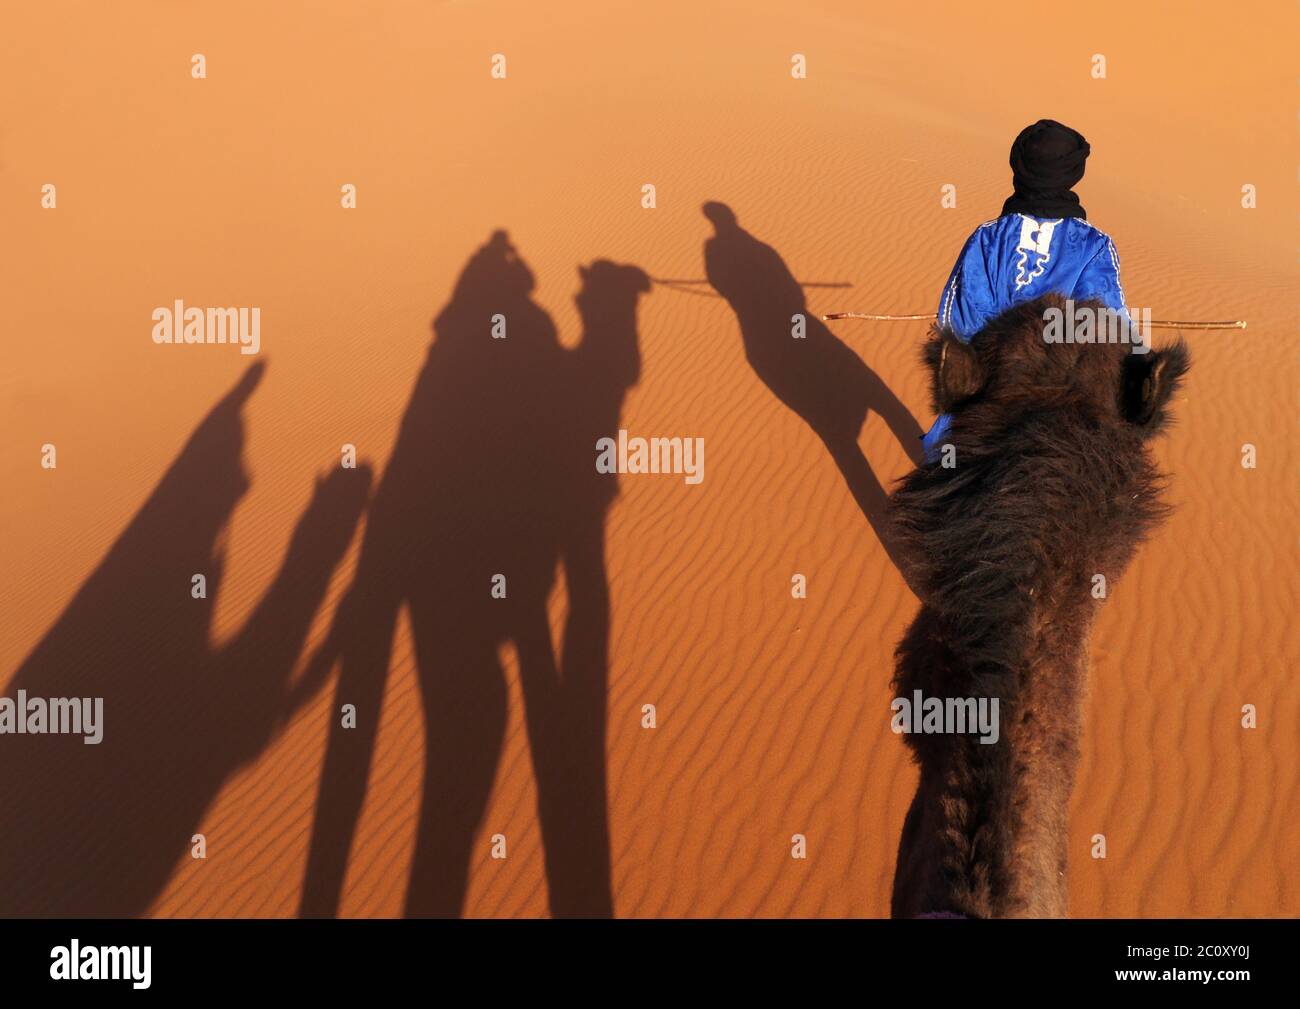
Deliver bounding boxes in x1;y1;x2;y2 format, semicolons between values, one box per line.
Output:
888;293;1189;918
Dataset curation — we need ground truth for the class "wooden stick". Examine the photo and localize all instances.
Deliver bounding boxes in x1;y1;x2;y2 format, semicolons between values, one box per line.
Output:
651;277;852;288
1146;320;1247;330
821;311;1246;330
822;312;937;321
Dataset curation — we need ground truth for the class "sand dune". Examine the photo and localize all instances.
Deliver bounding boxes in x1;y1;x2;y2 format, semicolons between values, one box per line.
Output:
1;1;1295;917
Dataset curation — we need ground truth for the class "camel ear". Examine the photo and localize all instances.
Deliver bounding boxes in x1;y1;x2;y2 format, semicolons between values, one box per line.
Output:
1120;340;1190;433
926;330;986;412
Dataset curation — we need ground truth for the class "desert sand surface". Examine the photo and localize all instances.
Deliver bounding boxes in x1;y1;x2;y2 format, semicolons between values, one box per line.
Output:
1;1;1296;917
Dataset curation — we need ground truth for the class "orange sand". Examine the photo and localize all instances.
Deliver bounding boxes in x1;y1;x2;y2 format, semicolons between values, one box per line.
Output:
1;1;1296;917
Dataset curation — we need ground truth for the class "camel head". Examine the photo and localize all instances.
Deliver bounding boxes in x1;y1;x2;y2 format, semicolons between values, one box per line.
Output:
925;293;1189;441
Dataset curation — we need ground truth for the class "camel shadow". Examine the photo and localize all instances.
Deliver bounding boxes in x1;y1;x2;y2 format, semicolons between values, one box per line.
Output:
0;362;371;916
701;201;924;582
298;230;649;918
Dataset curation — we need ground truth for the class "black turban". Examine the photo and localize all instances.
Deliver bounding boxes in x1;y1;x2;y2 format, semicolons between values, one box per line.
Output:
1000;119;1090;221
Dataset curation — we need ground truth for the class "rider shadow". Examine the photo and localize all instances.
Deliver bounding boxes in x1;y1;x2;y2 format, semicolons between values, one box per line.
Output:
0;362;372;916
298;231;649;918
701;201;924;583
